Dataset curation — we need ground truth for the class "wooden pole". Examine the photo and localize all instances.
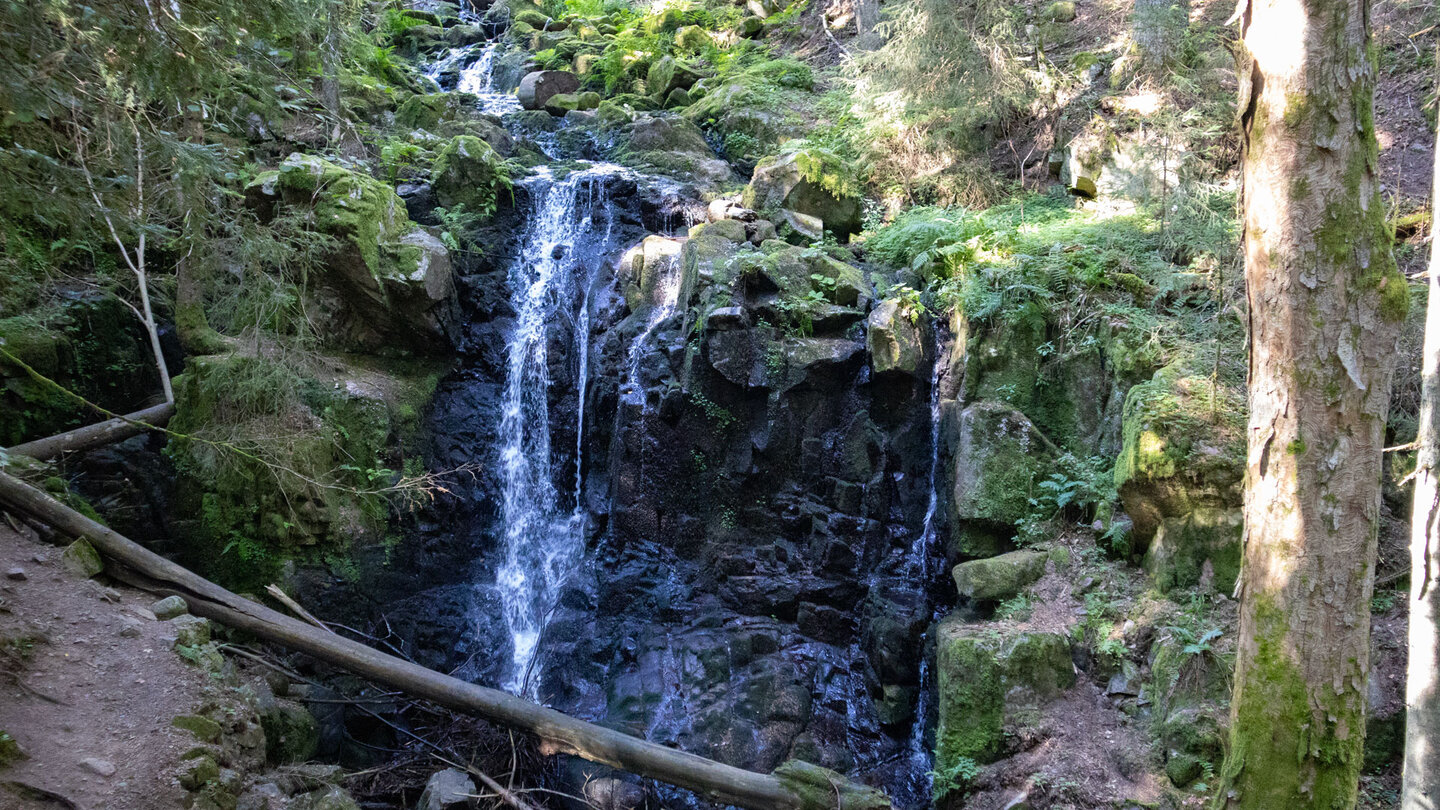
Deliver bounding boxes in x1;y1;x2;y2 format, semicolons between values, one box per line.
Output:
0;470;890;810
5;403;175;461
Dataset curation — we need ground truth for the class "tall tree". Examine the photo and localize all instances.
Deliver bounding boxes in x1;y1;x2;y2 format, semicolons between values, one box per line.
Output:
1216;0;1409;805
1402;117;1440;810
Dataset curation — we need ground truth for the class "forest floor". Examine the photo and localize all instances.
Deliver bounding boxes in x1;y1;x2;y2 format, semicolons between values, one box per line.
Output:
0;523;205;810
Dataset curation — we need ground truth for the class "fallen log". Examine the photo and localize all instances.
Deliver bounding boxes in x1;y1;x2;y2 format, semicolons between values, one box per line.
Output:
5;403;176;461
0;470;892;810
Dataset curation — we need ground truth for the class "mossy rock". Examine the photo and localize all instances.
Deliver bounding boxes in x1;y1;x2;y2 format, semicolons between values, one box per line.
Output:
1115;362;1245;580
174;714;224;743
945;401;1055;558
260;700;320;764
246;154;457;352
0;293;159;446
430;135;509;216
951;549;1048;602
0;731;26;768
646;55;706;99
742;150;862;240
935;615;1075;767
61;538;103;578
866;297;930;379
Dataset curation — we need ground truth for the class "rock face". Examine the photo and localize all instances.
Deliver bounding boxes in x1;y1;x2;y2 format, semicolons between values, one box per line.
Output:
0;292;160;446
1114;363;1245;592
245;153;458;353
742;151;863;238
517;69;580;111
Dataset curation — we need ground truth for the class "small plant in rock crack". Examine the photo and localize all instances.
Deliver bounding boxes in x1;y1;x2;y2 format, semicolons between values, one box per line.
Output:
995;592;1033;621
930;755;981;800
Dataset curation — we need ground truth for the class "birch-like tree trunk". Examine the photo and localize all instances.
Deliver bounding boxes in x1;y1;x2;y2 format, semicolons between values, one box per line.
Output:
1216;0;1409;804
1402;119;1440;810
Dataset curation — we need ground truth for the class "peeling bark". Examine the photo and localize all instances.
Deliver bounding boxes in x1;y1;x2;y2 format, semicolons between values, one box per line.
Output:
1218;0;1407;804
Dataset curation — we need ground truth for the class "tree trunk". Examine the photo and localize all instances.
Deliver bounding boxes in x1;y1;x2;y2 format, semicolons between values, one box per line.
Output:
1402;118;1440;810
0;470;892;810
1217;0;1409;804
5;403;175;461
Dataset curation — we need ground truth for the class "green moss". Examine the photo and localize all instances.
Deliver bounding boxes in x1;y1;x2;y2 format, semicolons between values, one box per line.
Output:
273;154;411;284
1216;595;1366;808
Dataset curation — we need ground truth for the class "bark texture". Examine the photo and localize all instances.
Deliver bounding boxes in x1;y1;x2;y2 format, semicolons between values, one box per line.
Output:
1401;120;1440;810
1218;0;1408;804
4;403;175;461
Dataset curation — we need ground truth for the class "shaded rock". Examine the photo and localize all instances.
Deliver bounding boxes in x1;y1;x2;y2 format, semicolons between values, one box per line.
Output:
418;767;476;809
5;567;25;581
517;70;580;111
245;153;458;352
1115;363;1244;591
151;595;190;620
583;777;645;810
936;615;1075;766
647;55;707;99
260;699;319;764
951;550;1048;602
945;402;1056;558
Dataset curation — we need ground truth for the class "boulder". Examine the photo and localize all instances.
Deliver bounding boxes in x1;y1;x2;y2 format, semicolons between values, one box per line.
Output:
151;595;189;620
951;549;1048;602
674;24;711;50
945;401;1055;558
615;116;733;188
742;151;862;239
61;539;103;578
418;768;476;809
738;15;765;36
1042;0;1077;21
517;70;580;111
646;55;706;99
260;699;319;764
430;135;508;215
866;298;929;378
444;24;486;46
935;615;1074;767
1115;363;1244;591
245;154;457;352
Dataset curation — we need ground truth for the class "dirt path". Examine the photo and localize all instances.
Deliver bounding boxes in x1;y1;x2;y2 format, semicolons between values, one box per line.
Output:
0;524;208;810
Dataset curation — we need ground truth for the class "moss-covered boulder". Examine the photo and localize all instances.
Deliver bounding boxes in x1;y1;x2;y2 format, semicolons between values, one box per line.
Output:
646;55;707;99
1115;363;1244;591
246;153;457;353
742;150;862;239
430;135;510;217
165;352;441;591
866;298;929;379
935;615;1074;767
944;401;1056;558
614;116;734;188
517;70;580;111
951;549;1048;602
260;699;320;764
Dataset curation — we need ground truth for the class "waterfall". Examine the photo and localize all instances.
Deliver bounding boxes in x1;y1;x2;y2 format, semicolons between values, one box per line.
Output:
902;348;945;800
426;42;521;116
494;163;626;695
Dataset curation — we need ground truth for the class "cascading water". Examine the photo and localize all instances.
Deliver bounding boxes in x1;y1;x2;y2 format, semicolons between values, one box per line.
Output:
494;163;626;695
426;42;521;116
901;354;945;801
